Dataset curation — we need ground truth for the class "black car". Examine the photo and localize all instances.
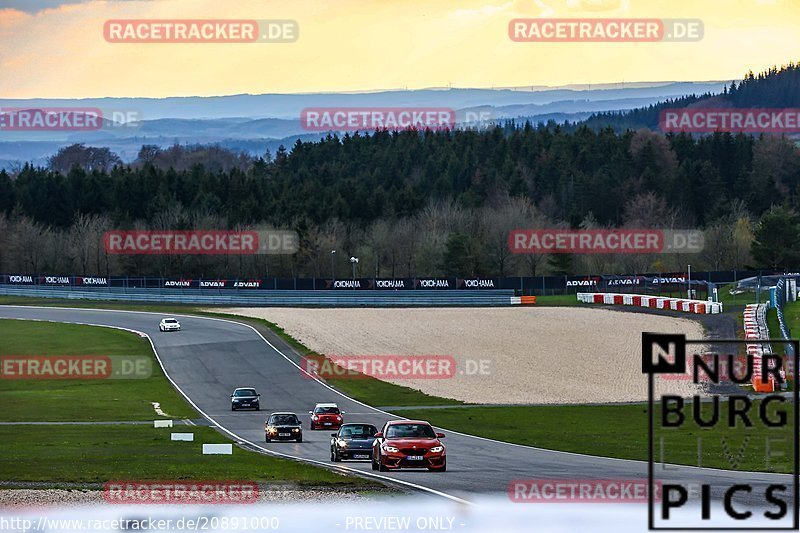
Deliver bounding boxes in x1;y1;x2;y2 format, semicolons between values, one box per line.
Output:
265;412;303;442
230;387;260;411
330;423;378;461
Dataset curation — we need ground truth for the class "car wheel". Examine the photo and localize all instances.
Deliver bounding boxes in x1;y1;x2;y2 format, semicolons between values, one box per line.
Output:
296;436;302;443
371;455;378;471
265;435;271;443
309;422;315;430
332;449;341;462
255;406;260;411
231;406;235;411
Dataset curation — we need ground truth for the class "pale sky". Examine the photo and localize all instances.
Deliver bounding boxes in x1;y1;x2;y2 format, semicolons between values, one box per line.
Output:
0;0;797;98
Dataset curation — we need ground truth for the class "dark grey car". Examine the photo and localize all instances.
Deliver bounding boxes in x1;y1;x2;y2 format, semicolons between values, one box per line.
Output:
230;387;260;411
330;423;378;461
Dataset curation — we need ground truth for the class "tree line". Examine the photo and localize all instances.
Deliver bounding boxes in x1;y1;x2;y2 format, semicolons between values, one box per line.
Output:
0;119;798;278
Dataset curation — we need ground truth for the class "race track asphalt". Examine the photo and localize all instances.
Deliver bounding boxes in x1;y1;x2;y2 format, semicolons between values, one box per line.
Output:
0;306;795;508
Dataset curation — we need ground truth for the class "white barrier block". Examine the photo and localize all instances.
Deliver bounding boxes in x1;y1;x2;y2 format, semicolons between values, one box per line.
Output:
510;296;521;305
154;420;173;428
203;444;233;455
171;432;194;441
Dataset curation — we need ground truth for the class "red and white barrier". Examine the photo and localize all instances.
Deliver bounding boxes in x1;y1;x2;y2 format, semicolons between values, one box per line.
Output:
743;303;775;393
576;293;723;314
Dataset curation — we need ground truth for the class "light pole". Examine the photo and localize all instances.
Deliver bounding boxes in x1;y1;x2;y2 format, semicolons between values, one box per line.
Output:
687;264;691;299
350;256;359;281
331;250;336;279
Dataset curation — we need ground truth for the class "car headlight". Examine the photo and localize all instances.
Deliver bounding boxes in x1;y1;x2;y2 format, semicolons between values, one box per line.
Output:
336;415;342;421
430;445;443;453
336;439;348;447
233;399;240;402
311;415;319;420
383;445;399;453
292;428;300;432
266;425;276;432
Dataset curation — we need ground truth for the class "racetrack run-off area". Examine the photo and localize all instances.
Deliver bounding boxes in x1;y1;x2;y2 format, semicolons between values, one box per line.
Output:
216;307;705;404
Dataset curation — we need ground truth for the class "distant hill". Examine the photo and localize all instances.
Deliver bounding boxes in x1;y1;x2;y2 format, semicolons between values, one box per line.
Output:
0;82;727;169
578;63;800;132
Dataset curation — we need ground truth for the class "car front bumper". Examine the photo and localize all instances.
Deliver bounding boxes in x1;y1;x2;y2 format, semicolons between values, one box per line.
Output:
232;401;259;409
267;429;302;440
380;452;446;469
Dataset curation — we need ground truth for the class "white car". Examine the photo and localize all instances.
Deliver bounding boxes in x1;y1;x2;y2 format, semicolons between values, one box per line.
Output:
159;318;181;332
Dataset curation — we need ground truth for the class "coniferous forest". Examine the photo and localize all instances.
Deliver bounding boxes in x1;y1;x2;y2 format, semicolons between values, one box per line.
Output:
1;64;799;278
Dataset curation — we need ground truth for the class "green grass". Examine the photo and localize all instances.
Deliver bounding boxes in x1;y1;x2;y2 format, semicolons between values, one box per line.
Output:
0;320;197;421
717;283;761;307
0;424;373;486
780;299;800;338
398;402;795;473
533;294;582;306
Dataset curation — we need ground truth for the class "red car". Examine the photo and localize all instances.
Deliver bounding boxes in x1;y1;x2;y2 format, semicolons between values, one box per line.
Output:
309;403;344;430
371;420;446;472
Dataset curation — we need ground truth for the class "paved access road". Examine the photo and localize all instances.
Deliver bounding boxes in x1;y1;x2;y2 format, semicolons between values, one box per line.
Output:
0;306;794;508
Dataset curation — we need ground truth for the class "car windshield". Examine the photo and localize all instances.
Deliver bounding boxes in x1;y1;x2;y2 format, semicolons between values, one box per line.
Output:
164;319;177;323
385;424;436;439
314;406;340;414
270;414;298;425
234;389;256;397
340;425;377;438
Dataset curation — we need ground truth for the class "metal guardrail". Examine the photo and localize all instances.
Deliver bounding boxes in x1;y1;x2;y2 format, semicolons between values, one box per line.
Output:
774;278;795;357
0;285;517;307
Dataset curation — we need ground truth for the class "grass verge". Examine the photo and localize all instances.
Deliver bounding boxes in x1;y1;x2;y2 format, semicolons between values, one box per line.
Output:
0;320;196;421
0;425;366;485
397;402;795;473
